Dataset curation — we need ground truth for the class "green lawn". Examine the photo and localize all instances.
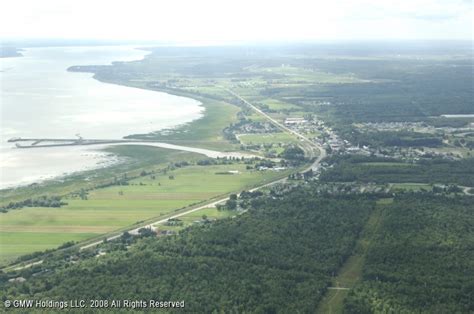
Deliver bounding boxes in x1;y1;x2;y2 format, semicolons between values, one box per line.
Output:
0;163;289;265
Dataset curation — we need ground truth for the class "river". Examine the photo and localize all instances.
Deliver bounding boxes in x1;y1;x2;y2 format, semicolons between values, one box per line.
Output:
0;46;204;189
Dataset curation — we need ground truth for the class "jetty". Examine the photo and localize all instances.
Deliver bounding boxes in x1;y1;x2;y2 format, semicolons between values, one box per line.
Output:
8;137;151;148
7;137;259;160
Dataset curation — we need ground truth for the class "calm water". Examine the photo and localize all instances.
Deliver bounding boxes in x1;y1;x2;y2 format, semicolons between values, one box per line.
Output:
0;46;203;189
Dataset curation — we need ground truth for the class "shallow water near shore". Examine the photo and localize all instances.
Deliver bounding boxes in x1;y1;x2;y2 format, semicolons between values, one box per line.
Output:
0;46;204;189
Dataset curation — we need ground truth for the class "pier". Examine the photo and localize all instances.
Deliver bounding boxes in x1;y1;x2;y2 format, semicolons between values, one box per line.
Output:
7;137;258;159
8;137;153;148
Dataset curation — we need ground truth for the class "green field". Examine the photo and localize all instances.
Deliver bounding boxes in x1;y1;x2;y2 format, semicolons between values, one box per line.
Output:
159;207;236;232
0;163;289;265
0;233;96;263
177;207;236;224
125;91;240;151
238;132;298;145
261;98;301;110
390;183;432;191
0;146;202;206
249;66;367;84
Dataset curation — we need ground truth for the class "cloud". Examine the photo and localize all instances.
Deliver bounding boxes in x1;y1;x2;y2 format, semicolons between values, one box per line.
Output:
409;13;458;21
0;0;472;41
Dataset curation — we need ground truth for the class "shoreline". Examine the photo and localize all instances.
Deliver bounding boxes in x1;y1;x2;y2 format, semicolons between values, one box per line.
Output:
0;148;125;191
1;46;211;191
1;140;256;191
66;53;239;150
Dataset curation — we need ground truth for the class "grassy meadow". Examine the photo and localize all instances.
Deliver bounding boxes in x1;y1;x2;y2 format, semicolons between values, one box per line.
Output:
238;132;298;145
158;207;236;232
0;163;290;265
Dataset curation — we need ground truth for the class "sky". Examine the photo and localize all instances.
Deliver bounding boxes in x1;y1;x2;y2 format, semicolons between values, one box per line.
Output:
1;0;472;43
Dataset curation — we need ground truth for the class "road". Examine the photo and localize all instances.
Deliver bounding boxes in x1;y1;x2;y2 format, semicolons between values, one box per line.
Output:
8;90;327;270
81;173;291;250
223;87;327;169
80;197;231;249
80;89;327;248
462;186;473;195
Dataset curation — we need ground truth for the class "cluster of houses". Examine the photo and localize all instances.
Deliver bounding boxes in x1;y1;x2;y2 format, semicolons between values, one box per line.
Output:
284;117;362;154
234;121;278;134
357;121;435;133
288;117;463;161
372;147;462;161
257;166;287;171
284;117;307;125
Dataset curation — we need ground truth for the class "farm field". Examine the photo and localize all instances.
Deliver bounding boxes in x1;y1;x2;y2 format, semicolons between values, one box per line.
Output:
0;232;96;264
0;163;290;265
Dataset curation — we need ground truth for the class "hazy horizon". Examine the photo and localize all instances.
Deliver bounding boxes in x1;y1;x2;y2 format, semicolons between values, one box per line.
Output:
1;0;472;44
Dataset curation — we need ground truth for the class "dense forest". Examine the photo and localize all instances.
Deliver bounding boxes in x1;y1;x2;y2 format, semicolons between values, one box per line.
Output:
296;57;473;124
4;43;473;313
320;155;474;187
344;194;474;313
3;188;472;312
1;187;376;312
258;58;473;125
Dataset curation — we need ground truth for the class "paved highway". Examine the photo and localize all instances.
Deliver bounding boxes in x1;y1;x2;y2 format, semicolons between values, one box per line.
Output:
8;90;327;270
81;88;327;248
